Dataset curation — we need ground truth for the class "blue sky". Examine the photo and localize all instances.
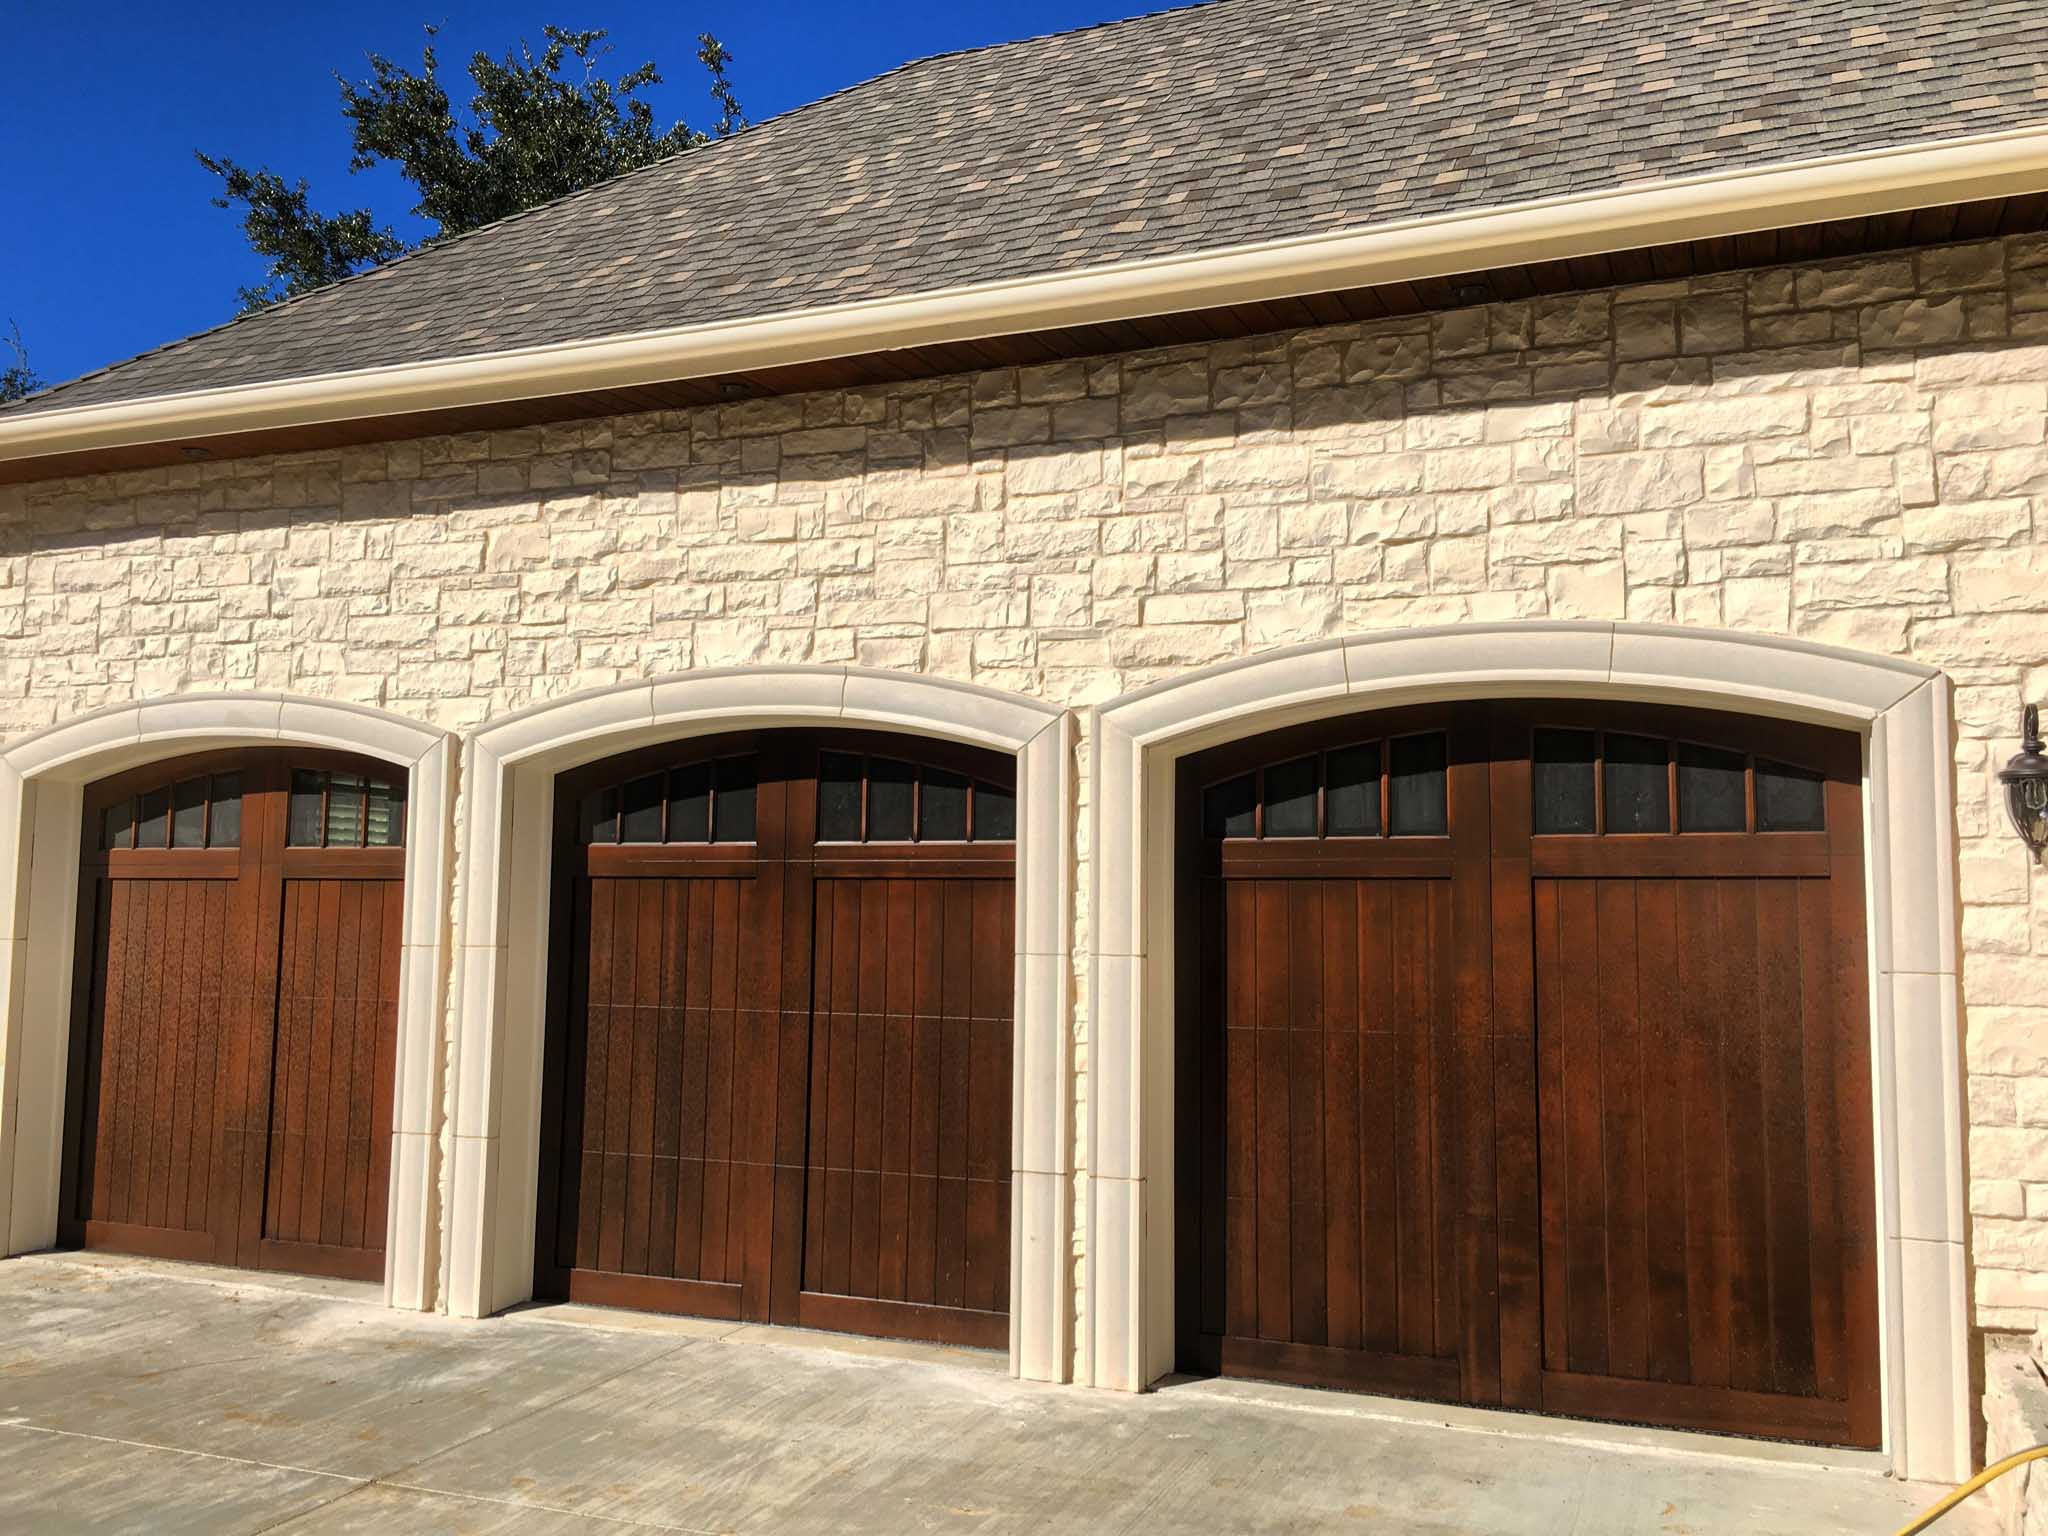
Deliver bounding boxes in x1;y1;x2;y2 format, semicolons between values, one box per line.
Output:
1;2;1163;390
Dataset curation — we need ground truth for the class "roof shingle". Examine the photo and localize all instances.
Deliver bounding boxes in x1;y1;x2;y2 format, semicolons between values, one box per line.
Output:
15;0;2048;415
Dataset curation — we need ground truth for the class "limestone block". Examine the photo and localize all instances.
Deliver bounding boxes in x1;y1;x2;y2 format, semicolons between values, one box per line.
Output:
1920;241;2006;294
1121;362;1210;421
1954;548;2048;613
1578;451;1704;516
1932;385;2048;453
1796;255;1917;308
1679;293;1746;355
1639;394;1807;447
1862;297;1968;349
1344;332;1430;383
1976;1179;2028;1218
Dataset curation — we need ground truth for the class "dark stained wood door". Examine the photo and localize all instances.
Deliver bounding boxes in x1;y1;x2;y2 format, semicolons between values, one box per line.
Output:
62;750;409;1282
538;731;1016;1348
1498;701;1880;1446
1177;707;1495;1400
1177;700;1879;1447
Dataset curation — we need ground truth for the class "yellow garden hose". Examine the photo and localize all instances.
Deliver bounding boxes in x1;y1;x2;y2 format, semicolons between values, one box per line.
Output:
1890;1444;2048;1535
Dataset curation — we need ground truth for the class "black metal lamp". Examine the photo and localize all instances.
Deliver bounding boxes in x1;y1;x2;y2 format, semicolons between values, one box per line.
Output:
2000;704;2048;861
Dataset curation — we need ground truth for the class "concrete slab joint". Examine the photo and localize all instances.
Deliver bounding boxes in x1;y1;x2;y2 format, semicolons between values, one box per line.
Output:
1085;621;1967;1485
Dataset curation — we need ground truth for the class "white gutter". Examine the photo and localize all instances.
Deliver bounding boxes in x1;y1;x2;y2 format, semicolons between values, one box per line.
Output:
8;124;2048;465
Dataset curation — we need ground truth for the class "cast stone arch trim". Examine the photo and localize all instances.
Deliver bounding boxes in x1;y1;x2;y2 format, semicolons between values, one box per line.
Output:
0;692;456;1312
447;666;1074;1382
1084;621;1964;1482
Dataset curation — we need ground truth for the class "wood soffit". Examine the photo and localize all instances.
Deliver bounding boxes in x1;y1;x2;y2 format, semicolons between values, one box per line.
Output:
5;192;2043;487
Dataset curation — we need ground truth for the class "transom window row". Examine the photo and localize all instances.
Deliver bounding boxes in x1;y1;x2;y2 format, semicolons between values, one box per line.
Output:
582;756;759;845
100;766;408;851
1533;727;1824;836
102;772;243;850
818;752;1014;843
1201;732;1449;840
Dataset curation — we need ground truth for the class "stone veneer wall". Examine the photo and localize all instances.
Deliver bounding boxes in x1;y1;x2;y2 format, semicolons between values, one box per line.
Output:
3;232;2048;1397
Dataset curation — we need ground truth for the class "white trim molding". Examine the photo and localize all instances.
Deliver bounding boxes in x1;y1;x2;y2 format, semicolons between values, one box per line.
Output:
0;692;456;1312
1084;622;1967;1483
5;127;2048;467
446;666;1074;1382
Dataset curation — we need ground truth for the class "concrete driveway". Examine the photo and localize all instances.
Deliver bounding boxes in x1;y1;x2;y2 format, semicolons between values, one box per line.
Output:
0;1252;1985;1535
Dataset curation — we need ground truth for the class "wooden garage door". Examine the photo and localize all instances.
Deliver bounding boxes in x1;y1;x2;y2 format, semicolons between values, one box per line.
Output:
536;730;1015;1348
61;750;407;1281
1176;700;1879;1446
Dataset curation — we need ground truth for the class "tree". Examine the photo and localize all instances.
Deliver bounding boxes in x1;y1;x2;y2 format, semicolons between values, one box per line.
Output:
201;25;744;312
0;321;39;404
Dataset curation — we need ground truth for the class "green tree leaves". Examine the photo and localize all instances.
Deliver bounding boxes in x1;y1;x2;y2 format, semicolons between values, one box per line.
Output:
200;24;744;313
192;158;408;312
0;321;39;405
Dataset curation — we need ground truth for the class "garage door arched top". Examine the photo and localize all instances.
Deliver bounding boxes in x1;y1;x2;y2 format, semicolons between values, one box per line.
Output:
469;665;1065;772
3;690;451;784
1097;622;1938;750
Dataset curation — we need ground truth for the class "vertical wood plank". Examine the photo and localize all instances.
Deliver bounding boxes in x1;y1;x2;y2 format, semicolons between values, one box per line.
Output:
1635;878;1692;1385
1756;878;1816;1398
1320;881;1362;1352
1286;880;1327;1346
1223;878;1259;1343
1718;879;1770;1394
1674;878;1733;1389
1252;880;1292;1342
1596;878;1648;1381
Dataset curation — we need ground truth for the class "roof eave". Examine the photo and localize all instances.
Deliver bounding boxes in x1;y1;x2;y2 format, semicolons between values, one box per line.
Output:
7;124;2048;469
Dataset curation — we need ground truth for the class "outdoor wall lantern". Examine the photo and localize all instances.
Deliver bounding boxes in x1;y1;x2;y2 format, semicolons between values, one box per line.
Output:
2000;703;2048;861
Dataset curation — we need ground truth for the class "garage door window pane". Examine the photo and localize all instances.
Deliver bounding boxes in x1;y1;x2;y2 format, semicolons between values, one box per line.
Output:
1757;759;1826;831
662;763;710;843
818;753;863;841
1389;734;1448;836
102;797;134;851
1263;756;1319;838
868;759;915;841
1678;743;1747;832
326;774;367;847
581;787;619;845
289;772;326;846
619;774;664;843
209;775;242;848
171;777;207;847
136;788;171;849
1325;743;1381;836
713;757;757;843
974;782;1015;841
1532;728;1596;835
1203;773;1256;839
1603;733;1669;834
920;768;969;841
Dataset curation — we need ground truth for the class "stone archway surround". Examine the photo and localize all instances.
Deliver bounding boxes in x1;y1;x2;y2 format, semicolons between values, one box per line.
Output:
1085;621;1966;1484
445;665;1075;1383
0;692;457;1311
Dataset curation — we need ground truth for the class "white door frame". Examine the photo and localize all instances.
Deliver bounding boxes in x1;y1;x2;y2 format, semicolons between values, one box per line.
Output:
444;665;1074;1382
0;692;456;1310
1085;621;1966;1483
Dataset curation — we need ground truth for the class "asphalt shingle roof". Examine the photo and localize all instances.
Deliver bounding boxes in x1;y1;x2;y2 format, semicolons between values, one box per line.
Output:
15;0;2048;415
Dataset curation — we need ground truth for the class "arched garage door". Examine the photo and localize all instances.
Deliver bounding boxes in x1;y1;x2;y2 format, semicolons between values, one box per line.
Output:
62;749;408;1281
1175;700;1879;1446
536;730;1016;1348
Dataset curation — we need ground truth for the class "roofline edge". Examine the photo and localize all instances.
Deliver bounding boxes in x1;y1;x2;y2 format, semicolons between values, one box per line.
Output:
8;123;2048;469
